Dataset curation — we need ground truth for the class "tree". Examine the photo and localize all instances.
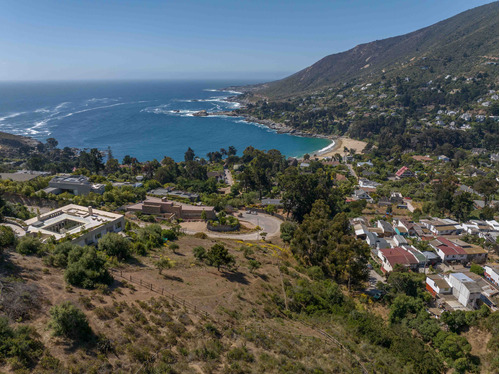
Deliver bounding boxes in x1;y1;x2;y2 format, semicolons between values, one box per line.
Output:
46;137;58;150
64;246;113;289
389;295;425;324
280;221;297;244
207;243;235;271
45;241;79;268
184;147;195;162
248;259;261;274
89;148;104;174
227;146;237;156
451;192;474;222
105;158;120;174
201;209;208;221
155;256;174;275
0;226;16;248
473;178;498;204
16;236;44;256
49;302;92;341
97;232;131;260
469;263;484;276
290;202;369;287
122;155;132;165
193;246;206;261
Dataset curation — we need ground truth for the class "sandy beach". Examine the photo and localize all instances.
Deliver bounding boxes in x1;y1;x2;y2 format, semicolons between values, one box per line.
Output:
313;136;368;159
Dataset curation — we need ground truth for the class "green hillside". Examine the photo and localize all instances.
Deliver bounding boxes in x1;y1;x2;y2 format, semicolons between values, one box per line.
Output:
251;2;498;98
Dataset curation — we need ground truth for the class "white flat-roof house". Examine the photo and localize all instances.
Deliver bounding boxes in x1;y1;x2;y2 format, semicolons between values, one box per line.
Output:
25;204;125;246
447;273;482;309
43;175;105;196
484;266;499;286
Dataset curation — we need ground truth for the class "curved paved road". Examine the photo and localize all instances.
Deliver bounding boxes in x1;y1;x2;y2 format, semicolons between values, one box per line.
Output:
183;212;283;240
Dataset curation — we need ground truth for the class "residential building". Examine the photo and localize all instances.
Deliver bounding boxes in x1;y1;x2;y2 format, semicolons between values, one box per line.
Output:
353;189;373;203
366;231;389;250
128;197;216;220
448;238;488;263
354;224;370;239
377;220;395;237
420;218;461;235
25;204;124;246
207;171;225;183
447;273;482;309
486;220;499;231
484;266;499;286
358;178;381;188
461;220;493;235
426;275;452;297
356;161;373;167
43;175;105;196
149;188;200;202
430;237;467;263
438;155;450;162
378;246;419;273
261;198;282;206
393;235;408;247
389;192;403;204
395;166;414;179
0;170;51;182
422;251;441;266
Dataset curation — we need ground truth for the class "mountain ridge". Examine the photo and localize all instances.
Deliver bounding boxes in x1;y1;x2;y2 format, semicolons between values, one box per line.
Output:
241;2;498;98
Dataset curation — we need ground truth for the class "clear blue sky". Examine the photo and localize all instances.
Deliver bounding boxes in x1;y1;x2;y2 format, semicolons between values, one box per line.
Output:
0;0;495;81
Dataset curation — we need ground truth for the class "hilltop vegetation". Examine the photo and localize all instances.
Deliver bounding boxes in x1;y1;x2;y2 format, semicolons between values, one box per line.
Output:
245;2;498;98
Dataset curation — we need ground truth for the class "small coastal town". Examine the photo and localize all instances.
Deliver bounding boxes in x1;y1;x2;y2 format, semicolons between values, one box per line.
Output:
0;1;498;373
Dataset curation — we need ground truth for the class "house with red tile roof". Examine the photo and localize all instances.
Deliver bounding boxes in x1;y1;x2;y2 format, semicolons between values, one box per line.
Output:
395;166;414;179
429;237;467;262
378;246;419;273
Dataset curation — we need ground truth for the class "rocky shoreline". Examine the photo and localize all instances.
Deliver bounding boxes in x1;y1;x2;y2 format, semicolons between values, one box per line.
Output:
193;93;337;157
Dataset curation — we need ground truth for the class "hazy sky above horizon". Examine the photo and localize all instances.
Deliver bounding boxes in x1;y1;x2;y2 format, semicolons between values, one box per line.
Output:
0;0;495;81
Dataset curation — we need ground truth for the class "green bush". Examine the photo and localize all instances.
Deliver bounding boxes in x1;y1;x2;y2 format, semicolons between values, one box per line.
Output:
49;302;93;341
98;232;131;260
0;225;16;248
133;241;147;256
0;317;43;368
469;263;484;276
64;246;113;289
227;346;254;362
193;246;206;261
16;236;44;256
162;229;178;241
206;243;235;271
44;241;79;268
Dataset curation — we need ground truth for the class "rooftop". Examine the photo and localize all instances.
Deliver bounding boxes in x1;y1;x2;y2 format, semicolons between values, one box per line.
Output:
379;246;418;267
25;204;123;240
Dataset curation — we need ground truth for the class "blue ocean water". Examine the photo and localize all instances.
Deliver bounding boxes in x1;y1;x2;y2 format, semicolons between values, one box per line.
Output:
0;80;330;162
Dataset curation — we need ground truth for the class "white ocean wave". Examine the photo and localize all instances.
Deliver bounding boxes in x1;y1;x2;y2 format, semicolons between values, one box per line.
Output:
58;102;127;119
314;140;336;154
54;102;71;111
0;112;26;122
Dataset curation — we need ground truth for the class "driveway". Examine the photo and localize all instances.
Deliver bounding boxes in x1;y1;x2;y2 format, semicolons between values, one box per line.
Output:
182;211;283;241
224;169;234;186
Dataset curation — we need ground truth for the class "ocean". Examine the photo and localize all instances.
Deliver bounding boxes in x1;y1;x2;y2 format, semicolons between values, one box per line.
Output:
0;80;331;162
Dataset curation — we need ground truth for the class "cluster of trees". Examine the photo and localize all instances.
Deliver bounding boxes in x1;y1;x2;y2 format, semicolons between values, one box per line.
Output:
287;201;370;289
